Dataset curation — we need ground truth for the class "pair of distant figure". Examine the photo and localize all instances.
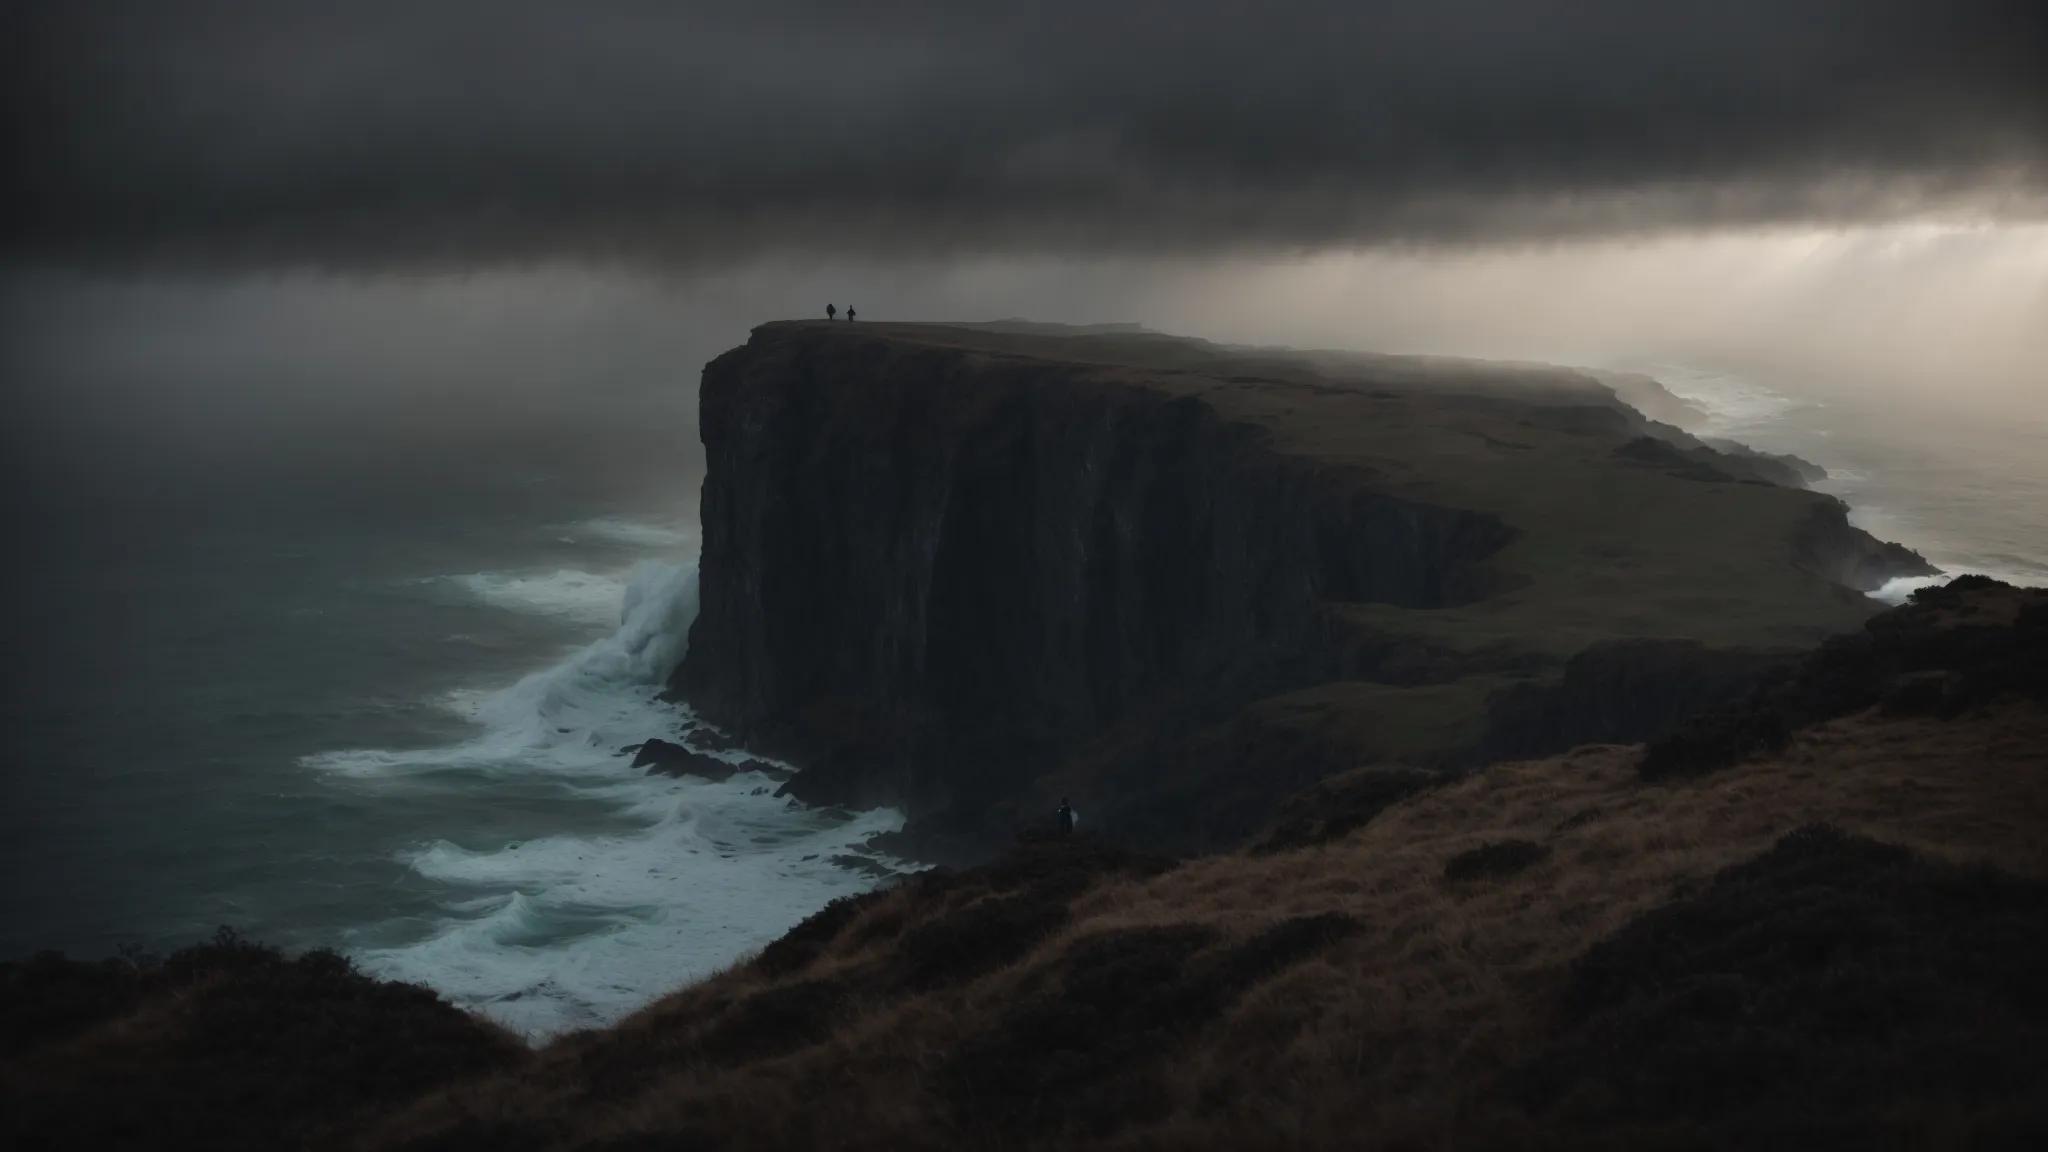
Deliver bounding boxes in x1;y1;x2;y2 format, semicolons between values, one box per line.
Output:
825;304;856;321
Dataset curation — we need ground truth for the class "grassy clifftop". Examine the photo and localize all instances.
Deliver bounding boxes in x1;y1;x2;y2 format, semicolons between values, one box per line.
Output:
678;321;1933;855
771;321;1914;650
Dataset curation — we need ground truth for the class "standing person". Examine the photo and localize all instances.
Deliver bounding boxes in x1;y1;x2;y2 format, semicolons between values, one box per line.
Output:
1056;797;1076;837
846;306;856;322
826;303;836;320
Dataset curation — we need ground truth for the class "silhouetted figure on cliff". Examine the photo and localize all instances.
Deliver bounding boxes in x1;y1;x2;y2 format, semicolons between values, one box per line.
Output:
825;303;836;320
846;306;856;321
1056;798;1076;837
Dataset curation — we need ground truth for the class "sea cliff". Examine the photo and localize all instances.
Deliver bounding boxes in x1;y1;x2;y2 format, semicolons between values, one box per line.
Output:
675;322;1934;855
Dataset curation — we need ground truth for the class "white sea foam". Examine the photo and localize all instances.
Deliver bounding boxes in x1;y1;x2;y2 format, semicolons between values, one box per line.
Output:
1869;574;1952;605
570;517;699;549
446;568;631;626
1641;364;1801;437
309;561;697;780
310;555;907;1036
1869;567;2048;606
360;779;902;1037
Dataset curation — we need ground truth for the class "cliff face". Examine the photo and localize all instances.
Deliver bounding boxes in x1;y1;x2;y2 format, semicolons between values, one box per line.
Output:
677;322;1934;854
679;327;1513;834
1794;496;1940;591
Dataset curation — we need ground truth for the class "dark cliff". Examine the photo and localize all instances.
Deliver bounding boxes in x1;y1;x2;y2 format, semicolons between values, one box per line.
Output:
676;322;1934;855
679;325;1513;845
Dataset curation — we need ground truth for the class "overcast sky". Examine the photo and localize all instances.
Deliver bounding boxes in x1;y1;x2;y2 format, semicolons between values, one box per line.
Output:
2;0;2043;477
6;1;2045;265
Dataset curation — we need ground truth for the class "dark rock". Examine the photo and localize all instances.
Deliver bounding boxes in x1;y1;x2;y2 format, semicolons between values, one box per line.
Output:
631;738;739;781
1642;576;2048;780
1700;437;1828;486
1794;496;1939;591
826;853;899;880
731;757;792;780
670;324;1939;857
682;726;742;752
676;325;1514;851
1482;639;1789;762
1640;707;1791;782
1613;435;1742;483
1595;370;1709;427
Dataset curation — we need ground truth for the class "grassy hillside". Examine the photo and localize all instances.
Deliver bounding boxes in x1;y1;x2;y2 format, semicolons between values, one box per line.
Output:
8;582;2041;1150
343;580;2042;1151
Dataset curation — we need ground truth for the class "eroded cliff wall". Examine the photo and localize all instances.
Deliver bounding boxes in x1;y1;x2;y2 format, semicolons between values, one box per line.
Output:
677;325;1512;841
675;322;1935;856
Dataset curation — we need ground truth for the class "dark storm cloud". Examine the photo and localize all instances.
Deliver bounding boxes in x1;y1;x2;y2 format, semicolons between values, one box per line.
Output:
5;0;2045;265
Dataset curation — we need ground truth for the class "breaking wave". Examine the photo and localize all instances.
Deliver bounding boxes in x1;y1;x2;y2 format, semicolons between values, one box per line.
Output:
307;545;904;1038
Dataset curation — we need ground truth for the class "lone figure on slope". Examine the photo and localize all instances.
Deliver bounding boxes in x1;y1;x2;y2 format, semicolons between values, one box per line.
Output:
1056;797;1077;837
825;303;836;321
846;305;856;322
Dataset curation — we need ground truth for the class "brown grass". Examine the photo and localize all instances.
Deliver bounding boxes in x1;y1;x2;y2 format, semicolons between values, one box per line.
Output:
361;699;2047;1150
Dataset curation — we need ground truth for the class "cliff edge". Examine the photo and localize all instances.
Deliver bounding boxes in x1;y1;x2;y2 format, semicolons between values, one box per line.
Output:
675;321;1932;855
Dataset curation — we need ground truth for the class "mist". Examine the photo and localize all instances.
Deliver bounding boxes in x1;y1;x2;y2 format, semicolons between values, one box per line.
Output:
7;221;2040;506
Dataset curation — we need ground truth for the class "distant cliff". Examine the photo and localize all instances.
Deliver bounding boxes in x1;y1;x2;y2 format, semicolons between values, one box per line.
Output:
675;322;1933;855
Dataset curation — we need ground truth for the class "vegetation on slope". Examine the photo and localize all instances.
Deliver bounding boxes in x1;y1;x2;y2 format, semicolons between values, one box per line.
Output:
9;580;2043;1150
1;929;525;1151
353;585;2046;1151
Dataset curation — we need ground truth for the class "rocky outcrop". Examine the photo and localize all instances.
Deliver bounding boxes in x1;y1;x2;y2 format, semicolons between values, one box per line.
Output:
676;325;1512;836
1794;496;1938;591
1480;639;1789;762
631;739;743;781
1642;575;2048;780
1701;437;1827;486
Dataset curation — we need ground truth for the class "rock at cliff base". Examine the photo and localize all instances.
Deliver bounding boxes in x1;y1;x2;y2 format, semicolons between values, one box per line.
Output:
631;738;740;781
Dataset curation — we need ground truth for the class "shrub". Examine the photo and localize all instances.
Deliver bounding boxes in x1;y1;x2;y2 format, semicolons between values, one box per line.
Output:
1515;825;2048;1147
3;927;525;1152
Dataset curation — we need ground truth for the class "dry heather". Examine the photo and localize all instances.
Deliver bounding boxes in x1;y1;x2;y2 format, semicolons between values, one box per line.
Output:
368;697;2048;1151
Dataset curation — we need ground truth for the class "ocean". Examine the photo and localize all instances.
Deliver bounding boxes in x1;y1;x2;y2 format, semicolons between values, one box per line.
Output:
1;379;905;1039
4;335;2041;1041
1634;361;2048;601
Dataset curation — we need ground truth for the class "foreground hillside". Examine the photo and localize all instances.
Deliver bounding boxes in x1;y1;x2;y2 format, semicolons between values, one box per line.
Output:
359;581;2047;1151
13;578;2036;1150
675;322;1931;858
